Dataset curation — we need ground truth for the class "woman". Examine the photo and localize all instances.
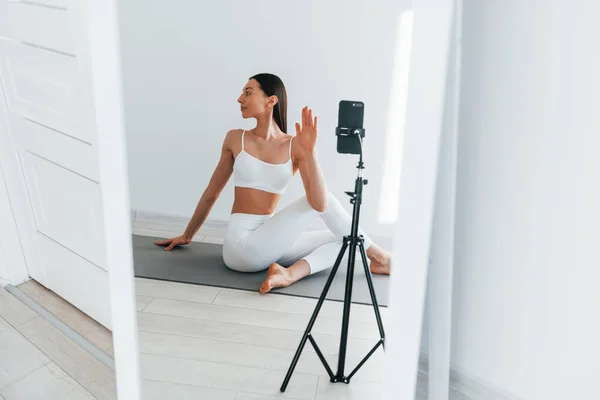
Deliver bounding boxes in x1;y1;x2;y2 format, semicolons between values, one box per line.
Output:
156;73;391;294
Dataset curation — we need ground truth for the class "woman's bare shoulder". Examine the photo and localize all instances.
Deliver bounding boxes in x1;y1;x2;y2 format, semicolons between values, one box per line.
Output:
223;129;249;159
225;128;244;139
222;128;244;147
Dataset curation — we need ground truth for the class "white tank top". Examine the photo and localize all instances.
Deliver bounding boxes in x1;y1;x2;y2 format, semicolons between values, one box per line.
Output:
233;130;294;195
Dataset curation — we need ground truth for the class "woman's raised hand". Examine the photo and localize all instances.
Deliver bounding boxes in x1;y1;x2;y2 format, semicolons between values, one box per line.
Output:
155;235;192;251
295;106;318;153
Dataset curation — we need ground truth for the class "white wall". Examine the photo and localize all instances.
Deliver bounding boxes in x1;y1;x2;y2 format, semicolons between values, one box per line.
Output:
452;1;600;399
117;0;408;241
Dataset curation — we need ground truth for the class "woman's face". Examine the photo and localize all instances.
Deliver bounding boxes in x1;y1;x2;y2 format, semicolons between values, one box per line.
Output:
237;79;276;120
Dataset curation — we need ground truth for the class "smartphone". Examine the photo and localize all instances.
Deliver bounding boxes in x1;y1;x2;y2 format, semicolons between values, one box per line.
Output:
336;100;365;155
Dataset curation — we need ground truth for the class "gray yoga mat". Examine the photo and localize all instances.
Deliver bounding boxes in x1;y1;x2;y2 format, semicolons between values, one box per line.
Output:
132;234;389;306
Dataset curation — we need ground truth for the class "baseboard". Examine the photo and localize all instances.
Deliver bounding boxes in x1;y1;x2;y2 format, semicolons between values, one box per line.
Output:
131;209;393;249
418;352;524;400
450;368;525;400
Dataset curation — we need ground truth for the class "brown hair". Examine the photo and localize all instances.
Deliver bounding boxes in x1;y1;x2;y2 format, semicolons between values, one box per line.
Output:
250;73;288;133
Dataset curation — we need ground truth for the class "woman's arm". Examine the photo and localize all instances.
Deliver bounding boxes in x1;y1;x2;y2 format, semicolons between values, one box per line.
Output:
182;130;235;239
294;107;328;212
157;130;235;250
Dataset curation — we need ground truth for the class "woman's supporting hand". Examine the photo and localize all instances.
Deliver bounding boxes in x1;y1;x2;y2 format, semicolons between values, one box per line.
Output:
295;106;318;153
155;235;192;251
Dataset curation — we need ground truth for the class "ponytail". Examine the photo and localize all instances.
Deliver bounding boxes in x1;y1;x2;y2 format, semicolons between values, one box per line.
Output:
272;101;287;133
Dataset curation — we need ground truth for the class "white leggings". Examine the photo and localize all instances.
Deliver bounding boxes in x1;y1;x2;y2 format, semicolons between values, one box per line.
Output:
222;191;373;274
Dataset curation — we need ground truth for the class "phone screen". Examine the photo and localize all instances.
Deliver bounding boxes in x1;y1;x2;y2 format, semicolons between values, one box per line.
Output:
336;100;365;155
338;101;364;129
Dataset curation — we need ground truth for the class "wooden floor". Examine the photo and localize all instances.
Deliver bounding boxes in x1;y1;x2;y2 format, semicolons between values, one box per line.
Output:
0;234;473;399
0;284;112;400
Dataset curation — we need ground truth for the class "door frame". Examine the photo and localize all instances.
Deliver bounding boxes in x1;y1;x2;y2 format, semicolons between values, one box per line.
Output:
0;161;29;286
426;0;462;398
382;2;458;400
86;0;141;398
0;79;41;287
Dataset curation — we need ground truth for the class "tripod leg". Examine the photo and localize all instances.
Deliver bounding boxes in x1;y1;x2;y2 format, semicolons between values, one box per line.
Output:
335;237;357;381
359;240;386;344
280;239;349;392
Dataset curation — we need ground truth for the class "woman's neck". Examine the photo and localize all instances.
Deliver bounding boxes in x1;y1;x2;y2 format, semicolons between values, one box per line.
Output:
253;116;282;140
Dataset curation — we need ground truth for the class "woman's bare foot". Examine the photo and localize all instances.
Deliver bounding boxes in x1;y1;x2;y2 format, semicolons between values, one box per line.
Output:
260;263;293;294
369;256;391;275
367;244;392;275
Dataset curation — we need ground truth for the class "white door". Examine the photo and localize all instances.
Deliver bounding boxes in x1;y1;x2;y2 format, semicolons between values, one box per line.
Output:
0;0;112;328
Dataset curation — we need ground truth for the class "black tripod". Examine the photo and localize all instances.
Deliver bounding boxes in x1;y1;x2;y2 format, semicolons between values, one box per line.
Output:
280;135;386;392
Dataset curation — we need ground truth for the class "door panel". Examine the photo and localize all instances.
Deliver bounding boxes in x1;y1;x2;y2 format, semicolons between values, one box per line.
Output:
0;39;89;143
9;114;99;182
19;151;106;270
37;234;111;329
0;1;75;55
